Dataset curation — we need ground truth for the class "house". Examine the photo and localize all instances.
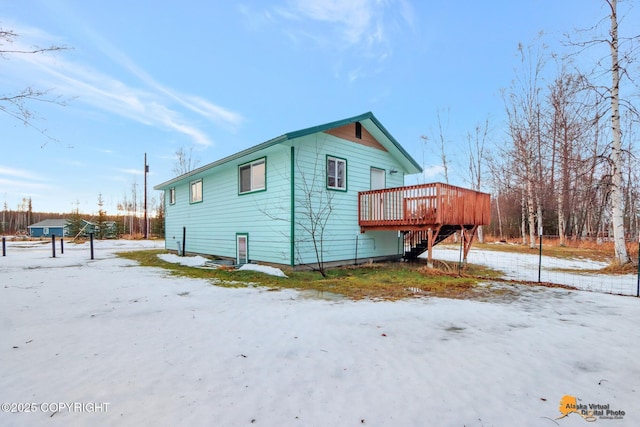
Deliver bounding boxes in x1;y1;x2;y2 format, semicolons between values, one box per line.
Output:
154;112;490;268
28;219;68;238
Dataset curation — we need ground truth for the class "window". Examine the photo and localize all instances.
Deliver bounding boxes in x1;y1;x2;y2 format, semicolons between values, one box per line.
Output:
355;122;362;139
190;179;202;203
169;188;176;205
239;158;266;194
327;156;347;191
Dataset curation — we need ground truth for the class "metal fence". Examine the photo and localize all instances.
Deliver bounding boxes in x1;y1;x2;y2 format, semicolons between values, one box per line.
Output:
430;244;639;297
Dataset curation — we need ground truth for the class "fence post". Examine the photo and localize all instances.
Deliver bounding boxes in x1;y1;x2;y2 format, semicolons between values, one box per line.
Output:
52;234;56;258
636;232;639;298
61;238;64;254
354;233;359;265
2;237;5;256
90;233;94;260
182;227;186;257
538;226;543;283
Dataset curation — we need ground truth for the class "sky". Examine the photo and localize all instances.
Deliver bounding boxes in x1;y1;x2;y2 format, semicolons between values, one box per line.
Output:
1;0;636;216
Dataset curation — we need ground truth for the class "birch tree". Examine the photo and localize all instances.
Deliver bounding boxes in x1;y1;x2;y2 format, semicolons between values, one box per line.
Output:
565;0;637;263
504;41;547;248
606;0;630;263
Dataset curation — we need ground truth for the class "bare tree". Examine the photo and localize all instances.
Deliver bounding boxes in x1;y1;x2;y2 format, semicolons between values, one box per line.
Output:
546;67;588;245
259;142;335;277
173;146;200;176
421;108;451;184
565;0;638;263
1;27;69;145
504;40;548;248
467;118;491;242
294;152;334;277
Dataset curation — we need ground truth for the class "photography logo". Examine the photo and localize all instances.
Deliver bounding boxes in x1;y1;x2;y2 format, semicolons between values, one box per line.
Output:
557;395;625;422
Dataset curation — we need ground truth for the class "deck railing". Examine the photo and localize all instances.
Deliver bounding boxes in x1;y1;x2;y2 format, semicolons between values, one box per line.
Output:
358;182;490;229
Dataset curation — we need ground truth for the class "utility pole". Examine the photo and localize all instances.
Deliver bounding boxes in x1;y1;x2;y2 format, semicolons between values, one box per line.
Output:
144;153;149;239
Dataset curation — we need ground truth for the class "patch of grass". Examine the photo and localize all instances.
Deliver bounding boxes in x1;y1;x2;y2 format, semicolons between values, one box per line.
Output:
471;239;639;265
552;261;638;275
117;250;507;301
470;242;613;261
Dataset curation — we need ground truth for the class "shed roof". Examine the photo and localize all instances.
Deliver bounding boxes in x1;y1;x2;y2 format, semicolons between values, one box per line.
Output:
154;112;422;190
28;219;68;228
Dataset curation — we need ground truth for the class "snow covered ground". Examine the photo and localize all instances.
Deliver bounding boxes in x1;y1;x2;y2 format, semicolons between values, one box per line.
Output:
431;245;639;296
1;240;639;426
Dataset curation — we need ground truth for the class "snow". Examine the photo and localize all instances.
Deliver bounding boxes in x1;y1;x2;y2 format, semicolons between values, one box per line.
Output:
156;253;288;277
1;240;639;426
430;245;638;296
158;253;210;267
239;263;288;277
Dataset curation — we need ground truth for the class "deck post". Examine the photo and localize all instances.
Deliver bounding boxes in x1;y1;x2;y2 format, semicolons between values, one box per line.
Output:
462;225;478;263
427;228;434;268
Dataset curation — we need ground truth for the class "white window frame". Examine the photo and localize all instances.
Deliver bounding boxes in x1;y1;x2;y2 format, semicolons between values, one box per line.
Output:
169;188;176;205
236;234;248;265
327;156;347;191
239;158;266;194
190;179;203;203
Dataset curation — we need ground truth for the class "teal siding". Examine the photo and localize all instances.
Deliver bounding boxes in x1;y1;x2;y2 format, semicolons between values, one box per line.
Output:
165;144;293;264
290;133;405;265
160;121;413;267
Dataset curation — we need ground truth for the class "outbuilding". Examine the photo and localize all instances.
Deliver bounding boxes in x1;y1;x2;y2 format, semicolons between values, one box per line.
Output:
28;219;68;238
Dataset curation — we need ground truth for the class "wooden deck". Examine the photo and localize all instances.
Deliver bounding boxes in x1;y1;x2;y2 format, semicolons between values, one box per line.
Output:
358;182;490;231
358;183;491;262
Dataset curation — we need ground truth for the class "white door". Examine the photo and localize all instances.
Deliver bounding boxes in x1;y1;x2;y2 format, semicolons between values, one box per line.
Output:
370;168;385;190
236;234;248;265
370;168;386;221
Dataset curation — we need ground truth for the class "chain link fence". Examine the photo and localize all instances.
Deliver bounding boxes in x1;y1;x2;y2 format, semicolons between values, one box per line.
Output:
430;244;639;297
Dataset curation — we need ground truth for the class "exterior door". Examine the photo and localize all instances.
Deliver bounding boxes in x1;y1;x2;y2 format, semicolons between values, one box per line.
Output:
370;168;386;221
370;168;385;190
236;234;248;265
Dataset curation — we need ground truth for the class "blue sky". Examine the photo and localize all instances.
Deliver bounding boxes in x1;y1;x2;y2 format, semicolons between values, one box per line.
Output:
1;0;633;216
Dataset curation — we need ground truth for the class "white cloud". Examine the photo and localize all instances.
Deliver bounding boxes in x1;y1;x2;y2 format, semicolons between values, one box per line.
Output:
283;0;373;45
0;166;42;181
0;178;51;190
4;23;243;147
267;0;413;81
119;168;144;176
422;164;445;179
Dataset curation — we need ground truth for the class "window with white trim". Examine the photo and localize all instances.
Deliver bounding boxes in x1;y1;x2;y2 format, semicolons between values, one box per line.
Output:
239;158;266;194
190;179;202;203
327;156;346;190
169;188;176;204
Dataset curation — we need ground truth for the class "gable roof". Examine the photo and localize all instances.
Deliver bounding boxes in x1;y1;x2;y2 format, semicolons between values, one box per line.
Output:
155;112;422;190
28;219;68;228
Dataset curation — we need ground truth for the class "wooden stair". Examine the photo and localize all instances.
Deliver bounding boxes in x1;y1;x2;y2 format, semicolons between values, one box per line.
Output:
403;225;477;261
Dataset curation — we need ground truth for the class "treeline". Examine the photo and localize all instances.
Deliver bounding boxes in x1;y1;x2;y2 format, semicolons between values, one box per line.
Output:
0;207;164;238
484;39;639;251
454;2;639;265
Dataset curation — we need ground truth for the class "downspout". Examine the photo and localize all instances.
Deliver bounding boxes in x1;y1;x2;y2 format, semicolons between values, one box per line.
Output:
290;146;296;267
